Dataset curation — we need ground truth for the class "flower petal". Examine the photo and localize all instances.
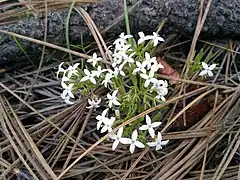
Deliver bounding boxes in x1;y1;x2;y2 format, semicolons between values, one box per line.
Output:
68;90;75;99
149;127;155;138
84;69;90;75
138;31;144;38
202;62;208;69
156;144;162;151
139;125;148;130
157;132;162;141
151;122;162;128
107;93;112;100
146;115;151;125
130;144;135;154
102;108;109;117
209;64;216;70
80;76;89;82
90;77;96;84
100;126;108;133
147;142;157;147
135;141;145;148
117;127;123;137
160;140;169;146
131;130;138;141
207;70;213;77
199;70;207;76
113;99;121;106
120;138;132;144
112;140;119;150
96;120;102;130
145;52;150;60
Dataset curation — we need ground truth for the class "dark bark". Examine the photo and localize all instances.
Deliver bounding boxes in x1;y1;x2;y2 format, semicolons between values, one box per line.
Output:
1;0;240;67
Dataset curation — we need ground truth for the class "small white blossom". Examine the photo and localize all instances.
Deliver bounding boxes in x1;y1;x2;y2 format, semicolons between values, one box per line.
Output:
132;61;147;75
57;62;66;78
101;117;115;133
113;33;132;51
123;52;135;66
199;62;216;77
91;66;105;78
143;52;157;70
80;69;96;84
147;132;169;151
138;32;147;45
107;89;121;108
96;108;109;130
139;115;162;138
119;32;133;40
111;127;125;150
61;73;70;82
67;63;79;78
61;95;74;105
150;61;164;75
156;82;168;101
87;98;101;109
61;82;74;99
120;130;145;154
112;53;123;67
87;53;103;67
102;72;113;87
150;32;164;47
113;65;125;77
140;72;154;88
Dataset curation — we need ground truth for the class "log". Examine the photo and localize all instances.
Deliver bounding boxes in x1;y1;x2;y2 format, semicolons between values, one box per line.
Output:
1;0;240;67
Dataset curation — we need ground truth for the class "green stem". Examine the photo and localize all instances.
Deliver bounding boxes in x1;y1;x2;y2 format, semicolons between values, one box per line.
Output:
66;0;77;63
123;0;131;35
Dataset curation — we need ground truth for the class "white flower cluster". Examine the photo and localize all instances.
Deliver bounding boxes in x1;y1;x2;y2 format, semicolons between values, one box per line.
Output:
98;113;169;154
57;62;80;105
57;31;169;153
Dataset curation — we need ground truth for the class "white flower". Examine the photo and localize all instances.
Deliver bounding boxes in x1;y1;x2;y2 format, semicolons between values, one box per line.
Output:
199;62;216;77
123;52;135;66
151;79;166;90
62;95;74;105
100;117;115;133
87;53;103;67
156;86;168;101
67;63;79;78
113;33;132;51
91;66;105;78
140;72;154;88
107;89;121;108
139;115;162;138
120;130;145;154
138;31;147;45
80;69;96;84
111;127;125;150
56;62;66;78
96;108;109;130
102;72;113;87
147;132;169;151
113;65;125;77
150;32;164;47
119;32;133;40
61;73;70;82
87;98;101;109
143;52;157;70
132;61;147;75
61;82;74;99
150;61;164;74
